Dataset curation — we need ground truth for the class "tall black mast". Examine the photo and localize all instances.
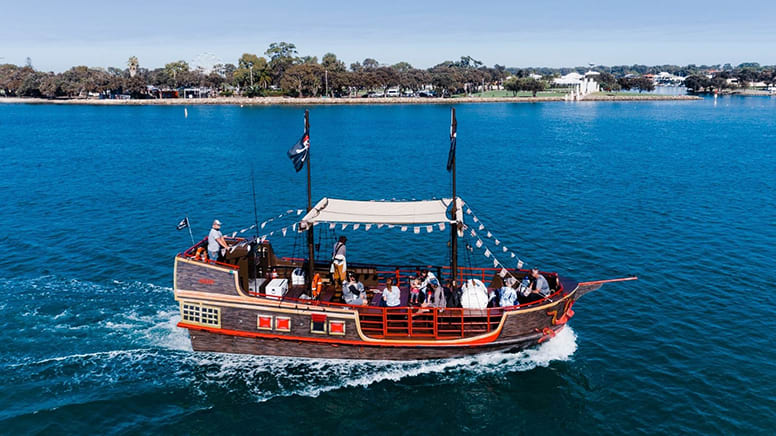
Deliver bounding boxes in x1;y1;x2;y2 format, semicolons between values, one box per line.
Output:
305;110;315;290
450;108;458;286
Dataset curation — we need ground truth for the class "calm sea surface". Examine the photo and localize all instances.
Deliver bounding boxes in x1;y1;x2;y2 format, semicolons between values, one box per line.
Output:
1;97;775;435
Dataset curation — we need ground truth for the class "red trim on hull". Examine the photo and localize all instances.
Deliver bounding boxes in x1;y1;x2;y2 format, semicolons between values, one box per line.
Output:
177;322;503;348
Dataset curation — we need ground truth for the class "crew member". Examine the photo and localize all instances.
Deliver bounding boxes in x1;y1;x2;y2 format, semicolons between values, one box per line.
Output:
208;219;228;261
330;236;347;287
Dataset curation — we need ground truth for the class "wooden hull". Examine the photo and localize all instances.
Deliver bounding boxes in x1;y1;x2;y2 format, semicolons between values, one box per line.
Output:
173;255;580;361
187;328;549;360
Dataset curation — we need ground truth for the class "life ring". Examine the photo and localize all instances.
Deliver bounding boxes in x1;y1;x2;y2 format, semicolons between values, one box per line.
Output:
311;273;323;299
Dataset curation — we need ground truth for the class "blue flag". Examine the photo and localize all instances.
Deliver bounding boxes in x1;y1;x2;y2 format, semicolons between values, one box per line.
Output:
287;131;309;172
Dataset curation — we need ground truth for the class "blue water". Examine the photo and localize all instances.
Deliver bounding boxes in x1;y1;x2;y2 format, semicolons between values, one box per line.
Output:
1;97;775;434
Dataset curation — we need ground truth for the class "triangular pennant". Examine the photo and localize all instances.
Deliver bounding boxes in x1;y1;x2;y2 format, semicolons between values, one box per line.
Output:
297;209;304;215
292;223;297;231
401;226;408;232
426;225;433;233
493;259;499;267
466;208;472;215
503;246;508;252
269;231;274;236
475;239;483;248
470;229;476;237
282;227;287;236
365;224;372;231
486;232;492;238
510;253;516;258
286;209;294;214
438;223;445;231
329;223;336;229
377;224;384;229
413;226;420;234
499;268;508;278
517;260;524;269
341;223;348;230
261;222;267;229
388;225;395;229
473;216;479;223
478;224;485;231
484;249;491;258
353;224;360;230
495;239;500;245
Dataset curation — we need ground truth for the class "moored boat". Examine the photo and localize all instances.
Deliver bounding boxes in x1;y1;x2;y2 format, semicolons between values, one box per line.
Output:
172;109;636;360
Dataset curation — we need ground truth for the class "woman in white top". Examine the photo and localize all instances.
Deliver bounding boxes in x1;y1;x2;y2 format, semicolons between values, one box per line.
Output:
381;277;401;307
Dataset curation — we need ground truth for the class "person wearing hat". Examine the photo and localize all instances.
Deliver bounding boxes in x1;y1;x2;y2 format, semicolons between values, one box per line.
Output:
330;236;348;287
207;219;228;261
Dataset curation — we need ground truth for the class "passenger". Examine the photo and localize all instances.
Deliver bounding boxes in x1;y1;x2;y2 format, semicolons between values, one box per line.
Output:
422;282;447;309
330;236;347;287
343;272;367;305
207;220;228;261
379;277;401;307
409;276;422;305
499;277;518;307
420;269;438;294
519;268;551;303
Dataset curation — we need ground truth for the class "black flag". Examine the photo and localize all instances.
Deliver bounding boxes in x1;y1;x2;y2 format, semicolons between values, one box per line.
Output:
176;217;189;230
447;108;457;171
287;131;310;172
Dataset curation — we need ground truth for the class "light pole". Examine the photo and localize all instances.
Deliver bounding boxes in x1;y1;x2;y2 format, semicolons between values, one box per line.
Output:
248;62;254;88
325;69;328;97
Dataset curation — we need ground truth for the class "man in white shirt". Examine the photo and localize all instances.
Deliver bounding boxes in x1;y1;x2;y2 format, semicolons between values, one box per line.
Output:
207;219;228;261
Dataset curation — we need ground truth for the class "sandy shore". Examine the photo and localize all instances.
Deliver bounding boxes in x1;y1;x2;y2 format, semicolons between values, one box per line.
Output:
0;94;701;106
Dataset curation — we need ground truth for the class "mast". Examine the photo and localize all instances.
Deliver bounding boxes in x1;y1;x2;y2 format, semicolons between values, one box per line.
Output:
305;109;315;291
449;107;458;286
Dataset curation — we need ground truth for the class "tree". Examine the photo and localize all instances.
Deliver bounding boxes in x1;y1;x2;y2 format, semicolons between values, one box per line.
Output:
279;63;323;96
503;77;520;96
164;61;189;87
518;78;547;96
321;53;346;72
234;53;269;89
128;56;139;78
265;42;298;84
362;58;379;71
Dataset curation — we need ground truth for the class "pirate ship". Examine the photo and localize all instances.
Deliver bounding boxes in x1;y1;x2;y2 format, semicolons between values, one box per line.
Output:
172;109;636;360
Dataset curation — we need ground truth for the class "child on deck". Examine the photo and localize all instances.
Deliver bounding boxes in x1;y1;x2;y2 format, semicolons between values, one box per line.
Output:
409;277;422;305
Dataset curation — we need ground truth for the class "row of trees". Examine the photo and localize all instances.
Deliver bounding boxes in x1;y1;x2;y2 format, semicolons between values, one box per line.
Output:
2;43;774;98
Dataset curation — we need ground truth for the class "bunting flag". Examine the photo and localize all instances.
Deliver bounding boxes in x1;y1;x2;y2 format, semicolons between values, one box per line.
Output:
499;268;508;278
447;108;457;171
487;232;492;238
329;223;336;229
438;223;445;231
466;208;472;215
475;239;483;248
493;259;499;267
388;225;395;229
261;222;267;229
511;253;516;258
401;226;408;232
426;225;433;233
470;229;476;237
494;239;500;245
413;226;420;234
478;224;485;231
341;223;348;230
517;260;524;269
365;224;372;231
291;224;296;231
473;216;479;223
297;209;303;215
353;224;360;230
287;131;309;172
377;224;384;229
502;246;508;252
282;227;287;236
484;249;491;258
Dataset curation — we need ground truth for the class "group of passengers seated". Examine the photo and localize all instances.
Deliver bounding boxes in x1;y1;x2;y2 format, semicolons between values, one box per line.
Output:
497;268;552;307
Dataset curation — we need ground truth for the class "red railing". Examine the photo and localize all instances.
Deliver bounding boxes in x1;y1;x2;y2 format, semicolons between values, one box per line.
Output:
355;305;503;339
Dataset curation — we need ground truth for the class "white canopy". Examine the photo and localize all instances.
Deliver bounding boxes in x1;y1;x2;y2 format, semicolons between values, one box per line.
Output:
299;197;463;229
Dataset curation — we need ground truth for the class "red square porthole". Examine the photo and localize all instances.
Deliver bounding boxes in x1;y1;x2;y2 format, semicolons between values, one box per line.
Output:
275;316;291;332
311;313;327;334
329;320;346;336
258;315;273;330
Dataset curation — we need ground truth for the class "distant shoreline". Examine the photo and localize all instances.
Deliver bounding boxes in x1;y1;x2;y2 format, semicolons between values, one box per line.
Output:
0;94;702;106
